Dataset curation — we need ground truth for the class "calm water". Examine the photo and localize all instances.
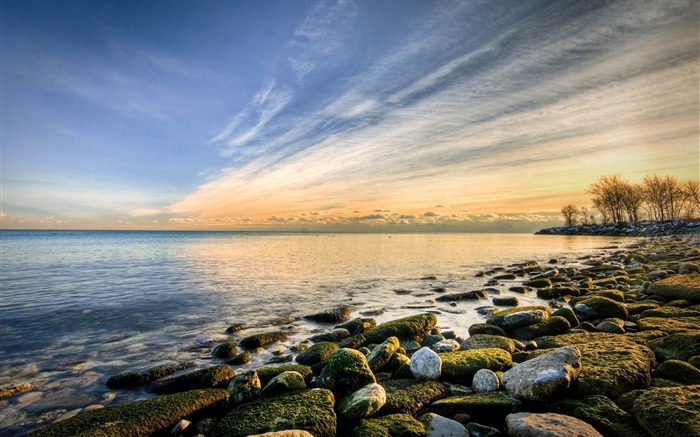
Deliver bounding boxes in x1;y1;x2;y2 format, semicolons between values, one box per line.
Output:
0;230;624;434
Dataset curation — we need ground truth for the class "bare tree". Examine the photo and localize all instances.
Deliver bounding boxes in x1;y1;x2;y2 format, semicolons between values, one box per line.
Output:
561;204;580;226
588;174;637;224
682;179;700;219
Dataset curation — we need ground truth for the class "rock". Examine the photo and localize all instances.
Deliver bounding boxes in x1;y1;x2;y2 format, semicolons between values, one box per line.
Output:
171;419;191;435
505;412;603;437
493;296;519;306
227;371;261;405
436;291;488;302
304;307;351;323
501;346;581;402
633;385;700;437
439;348;512;384
261;371;306;396
351;413;425;437
522;278;553;288
212;342;238;359
308;328;351;342
255;365;313;387
460;334;515;353
0;383;32;400
468;324;507;337
688;355;700;368
362;313;438;344
337;383;386;421
647;273;700;302
30;389;229;437
507;316;571;341
149;365;235;395
627;301;661;315
379;379;450;415
225;323;244;333
429;392;521;427
535;333;654;398
338;334;367;349
226;351;252;365
595;319;625;334
551;395;645;437
239;331;288;349
423;334;447;348
336;318;376;335
679;262;700;274
367;336;400;371
486;306;551;330
266;354;294;364
573;296;628;320
636;316;700;333
431;339;460;352
639;306;700;318
654;359;700;385
471;369;500;393
422;413;468;437
510;286;532;294
317;348;376;398
411;347;442;380
106;361;195;389
246;432;314;437
465;422;501;437
210;389;336;437
295;342;339;366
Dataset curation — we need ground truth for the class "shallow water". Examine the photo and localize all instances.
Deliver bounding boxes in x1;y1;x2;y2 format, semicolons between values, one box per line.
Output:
0;230;625;435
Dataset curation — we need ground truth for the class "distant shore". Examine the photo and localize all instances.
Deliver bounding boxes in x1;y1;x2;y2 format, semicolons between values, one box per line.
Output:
536;219;700;237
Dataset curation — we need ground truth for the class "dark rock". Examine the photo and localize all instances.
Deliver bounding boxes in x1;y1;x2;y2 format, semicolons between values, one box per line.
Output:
225;323;245;333
468;324;507;337
653;359;700;384
439;348;512;384
212;342;238;359
435;291;487;302
465;422;502;437
573;296;628;320
106;361;195;389
507;316;571;341
351;413;425;437
227;371;261;405
522;278;552;288
337;383;386;421
552;308;579;327
256;365;313;387
239;331;288;349
429;392;521;427
362;313;437;344
379;379;449;415
296;342;339;366
337;334;367;349
336;318;376;335
647;273;700;302
633;385;700;437
317;348;376;398
486;306;551;330
303;307;351;323
260;371;306;396
636;316;700;333
226;351;252;365
509;286;532;294
639;306;700;318
627;301;661;315
308;328;351;342
551;395;645;437
149;365;235;395
367;336;400;372
492;296;519;307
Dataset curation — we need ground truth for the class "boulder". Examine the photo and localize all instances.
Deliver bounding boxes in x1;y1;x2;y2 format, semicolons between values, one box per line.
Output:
239;331;288;349
411;347;442;380
211;388;336;437
468;324;507;337
639;306;700;318
435;291;487;302
212;342;238;359
429;392;521;427
508;316;571;341
336;318;376;335
362;313;438;344
647;273;700;302
226;351;252;365
31;389;229;437
486;306;551;330
255;365;313;387
295;342;339;366
351;413;425;437
595;318;625;334
308;328;351;342
471;368;500;393
627;301;661;315
260;371;306;396
633;385;700;437
246;432;314;437
501;346;581;402
552;308;579;327
636;316;700;333
106;361;195;389
227;371;261;405
551;395;645;437
337;383;386;421
303;307;352;323
367;336;400;371
493;296;519;307
460;334;516;353
439;348;512;384
379;379;450;415
465;422;501;437
421;413;468;437
654;359;700;385
573;296;628;320
431;339;460;352
149;365;234;395
317;348;376;398
505;412;603;437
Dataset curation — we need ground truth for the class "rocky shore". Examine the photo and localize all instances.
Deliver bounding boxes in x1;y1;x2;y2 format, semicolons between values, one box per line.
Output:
5;235;700;437
535;219;700;237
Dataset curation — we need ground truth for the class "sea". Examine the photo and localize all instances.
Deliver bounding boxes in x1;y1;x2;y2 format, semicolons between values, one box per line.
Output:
0;230;627;435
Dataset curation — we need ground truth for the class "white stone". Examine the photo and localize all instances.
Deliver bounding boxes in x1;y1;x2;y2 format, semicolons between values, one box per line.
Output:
431;339;460;353
471;368;500;393
410;347;442;380
424;413;468;437
171;419;191;435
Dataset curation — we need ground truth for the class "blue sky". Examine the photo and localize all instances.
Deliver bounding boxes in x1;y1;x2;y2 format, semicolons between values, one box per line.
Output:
2;0;698;231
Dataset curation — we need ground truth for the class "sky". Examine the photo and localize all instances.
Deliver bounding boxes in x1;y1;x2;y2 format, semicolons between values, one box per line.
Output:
1;0;698;232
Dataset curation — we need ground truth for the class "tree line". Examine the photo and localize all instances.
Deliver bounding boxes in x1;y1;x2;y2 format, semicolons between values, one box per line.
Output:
561;174;700;226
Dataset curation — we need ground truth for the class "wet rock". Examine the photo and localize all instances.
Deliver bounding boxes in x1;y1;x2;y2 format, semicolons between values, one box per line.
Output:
261;371;306;396
411;347;442;380
551;395;645;437
226;351;252;365
296;342;339;366
239;331;288;349
421;413;468;437
551;308;579;327
303;306;352;323
225;323;245;333
362;313;438;344
379;379;449;415
639;306;700;318
367;336;400;371
308;328;351;342
439;348;512;384
211;388;336;437
486;306;551;330
507;316;571;341
505;412;603;437
510;286;532;294
465;422;501;437
468;324;507;337
423;334;447;348
501;346;581;402
351;413;424;437
337;383;386;421
633;385;700;437
429;392;521;427
212;342;238;359
431;339;460;353
256;365;313;387
336;318;377;335
106;361;196;389
227;371;261;405
653;359;700;385
522;278;552;288
636;316;700;333
317;348;376;398
436;291;488;302
149;365;235;395
647;273;700;302
471;369;500;393
573;296;628;320
338;334;367;349
0;383;32;400
493;296;519;307
460;334;515;353
31;389;229;437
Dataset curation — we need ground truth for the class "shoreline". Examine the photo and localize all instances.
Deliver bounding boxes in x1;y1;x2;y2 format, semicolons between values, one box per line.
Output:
535;219;700;237
2;233;699;436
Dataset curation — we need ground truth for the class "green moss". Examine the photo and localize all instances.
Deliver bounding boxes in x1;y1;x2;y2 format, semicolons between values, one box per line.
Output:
317;348;376;398
255;365;313;387
468;324;507;337
30;389;229;437
439;348;512;384
367;337;400;371
507;316;571;341
552;308;579;327
573;296;628;320
486;306;552;330
239;331;288;349
379;379;450;415
647;331;700;362
627;302;661;315
688;355;700;368
551;395;646;437
210;388;336;437
296;342;339;366
637;316;700;334
460;334;515;353
337;334;367;349
351;414;425;437
640;306;700;318
522;278;552;288
428;392;521;427
361;313;437;344
149;365;234;395
212;342;239;358
647;273;700;302
654;359;700;384
633;385;700;437
106;361;195;389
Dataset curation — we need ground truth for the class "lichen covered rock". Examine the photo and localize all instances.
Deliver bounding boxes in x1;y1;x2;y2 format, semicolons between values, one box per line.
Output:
239;331;288;349
505;412;603;437
636;316;700;334
429;392;521;427
149;365;234;395
647;331;700;361
551;395;646;437
367;336;400;371
647;273;700;302
501;346;581;401
317;348;376;398
573;296;628;320
460;334;515;353
106;361;195;389
362;313;438;344
351;413;425;437
295;342;339;366
507;316;571;341
255;365;314;387
486;306;551;330
260;371;307;396
439;348;512;384
379;379;449;416
633;385;700;437
337;383;386;421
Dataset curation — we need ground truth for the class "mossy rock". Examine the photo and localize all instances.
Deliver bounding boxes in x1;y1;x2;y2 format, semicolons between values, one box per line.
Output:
367;337;400;371
106;361;196;389
551;395;647;437
636;316;700;334
336;318;377;335
296;342;339;366
0;383;32;399
650;378;684;388
255;365;314;387
308;328;351;342
573;296;628;320
30;389;229;437
627;302;661;315
212;342;239;359
639;306;700;318
647;273;700;302
535;333;654;398
507;315;571;341
149;365;234;395
338;334;367;350
468;324;507;337
362;313;437;344
210;388;336;437
261;371;307;396
239;331;288;349
522;278;552;288
647;332;700;362
379;379;450;415
428;392;521;427
439;348;512;384
654;359;700;384
486;306;552;330
460;334;515;353
633;385;700;437
688;355;700;368
552;307;579;327
317;348;376;398
624;330;668;344
350;413;425;437
304;307;352;324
